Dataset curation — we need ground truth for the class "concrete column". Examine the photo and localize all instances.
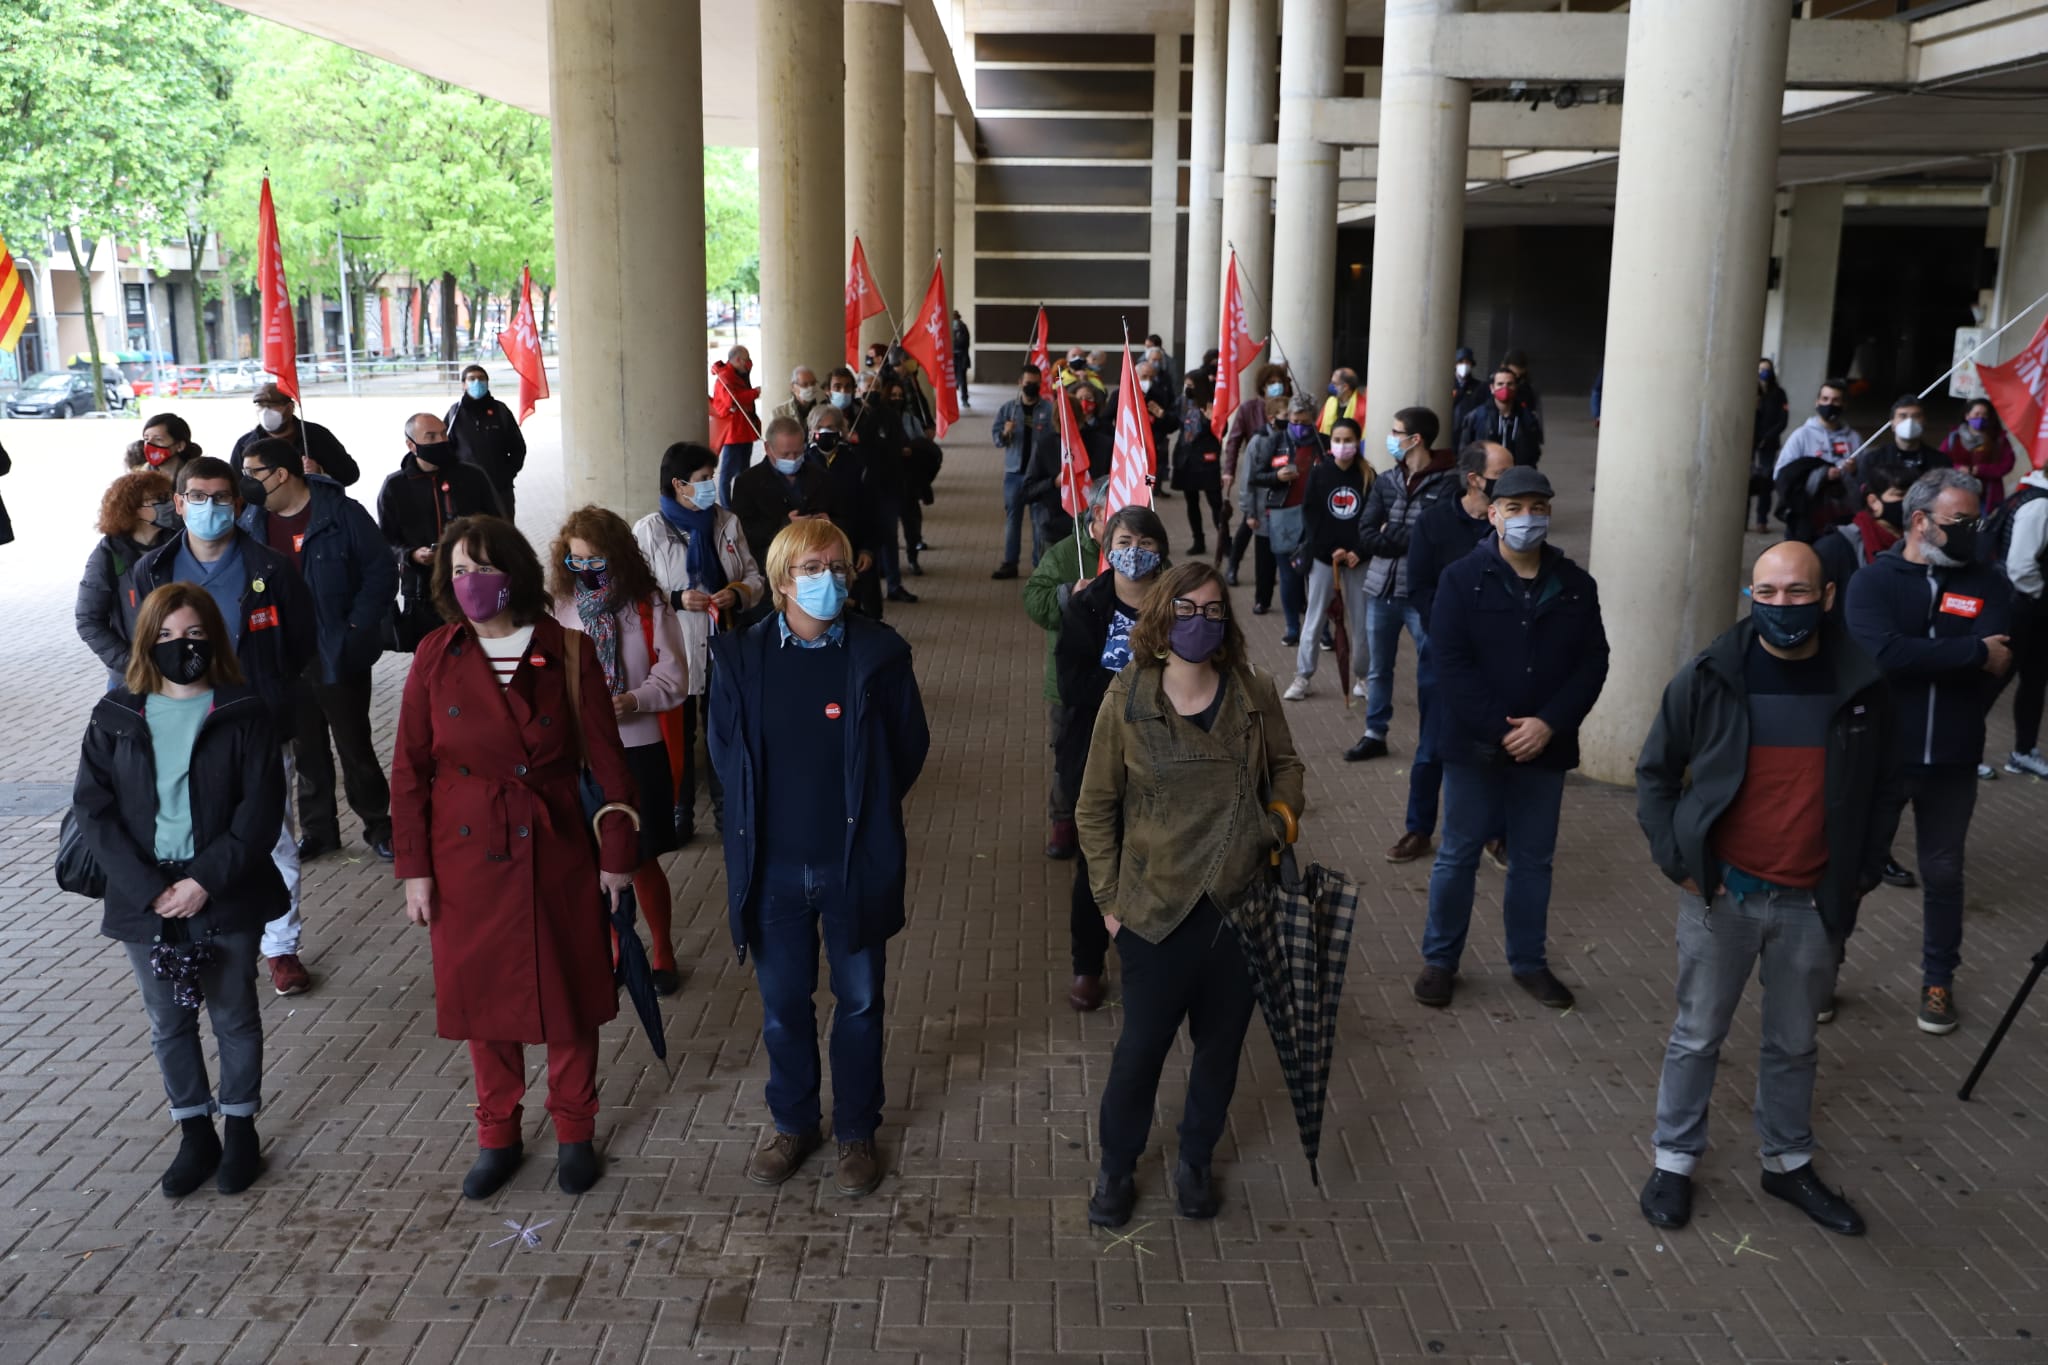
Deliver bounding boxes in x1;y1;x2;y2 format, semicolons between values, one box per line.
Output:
1364;0;1471;474
1991;150;2048;364
954;156;977;372
547;0;706;512
1183;0;1228;365
1580;0;1792;783
1220;0;1278;399
1269;0;1344;392
758;0;844;387
1148;30;1181;353
847;1;906;349
1757;184;1843;409
934;112;956;317
903;71;936;304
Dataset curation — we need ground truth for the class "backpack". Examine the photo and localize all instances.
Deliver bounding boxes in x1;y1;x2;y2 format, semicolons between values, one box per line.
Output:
1980;483;2047;573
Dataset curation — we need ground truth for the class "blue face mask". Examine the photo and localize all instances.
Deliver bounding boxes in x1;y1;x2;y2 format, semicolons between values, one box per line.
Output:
792;569;848;622
689;479;718;510
1265;382;1286;398
1500;512;1549;552
1107;545;1161;580
466;379;488;400
183;500;234;542
830;390;854;410
772;454;806;476
1385;433;1406;460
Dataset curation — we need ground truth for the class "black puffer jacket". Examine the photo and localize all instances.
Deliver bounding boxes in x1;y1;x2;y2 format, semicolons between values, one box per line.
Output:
376;454;502;650
74;533;161;673
71;683;289;942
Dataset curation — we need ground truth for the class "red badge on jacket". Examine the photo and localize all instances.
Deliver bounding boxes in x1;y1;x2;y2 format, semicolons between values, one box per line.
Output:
248;605;279;632
825;702;843;720
1941;593;1984;619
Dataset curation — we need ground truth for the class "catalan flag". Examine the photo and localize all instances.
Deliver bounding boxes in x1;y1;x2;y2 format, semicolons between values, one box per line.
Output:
0;232;29;353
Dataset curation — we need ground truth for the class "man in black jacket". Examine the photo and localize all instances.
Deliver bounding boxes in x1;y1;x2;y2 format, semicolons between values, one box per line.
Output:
1455;367;1543;467
1846;469;2013;1035
376;412;502;650
443;364;527;521
731;415;835;569
230;384;360;488
1635;541;1900;1238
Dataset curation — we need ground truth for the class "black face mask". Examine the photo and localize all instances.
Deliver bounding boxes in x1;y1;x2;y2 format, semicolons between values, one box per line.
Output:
1878;500;1904;530
1481;477;1498;500
813;428;840;453
152;637;213;686
239;473;270;508
1021;382;1041;401
412;440;449;469
1750;600;1823;651
1939;520;1980;563
1816;403;1843;423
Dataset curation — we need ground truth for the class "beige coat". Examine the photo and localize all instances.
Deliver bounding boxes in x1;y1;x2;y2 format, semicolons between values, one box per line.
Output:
1075;662;1306;943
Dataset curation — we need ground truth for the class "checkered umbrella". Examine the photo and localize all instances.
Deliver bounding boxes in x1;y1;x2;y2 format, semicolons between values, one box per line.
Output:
1224;809;1359;1185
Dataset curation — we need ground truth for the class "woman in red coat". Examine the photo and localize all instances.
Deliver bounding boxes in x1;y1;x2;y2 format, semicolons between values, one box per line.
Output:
389;515;640;1199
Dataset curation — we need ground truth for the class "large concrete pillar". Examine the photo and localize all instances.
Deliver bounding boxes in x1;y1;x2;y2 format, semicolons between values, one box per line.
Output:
1220;0;1277;397
934;112;957;313
1183;0;1228;365
847;1;906;349
1758;184;1844;409
1990;150;2048;364
1269;0;1344;392
1148;31;1182;353
547;0;706;511
758;0;844;387
1364;0;1471;473
903;71;936;305
1580;0;1792;783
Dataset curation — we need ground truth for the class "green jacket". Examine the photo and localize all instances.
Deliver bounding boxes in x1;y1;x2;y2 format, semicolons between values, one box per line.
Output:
1076;662;1306;943
1023;528;1099;704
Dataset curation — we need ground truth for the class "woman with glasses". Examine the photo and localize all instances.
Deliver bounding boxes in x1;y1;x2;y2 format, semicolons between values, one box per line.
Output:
548;506;691;996
1075;561;1305;1229
390;515;641;1199
77;468;178;688
707;518;929;1200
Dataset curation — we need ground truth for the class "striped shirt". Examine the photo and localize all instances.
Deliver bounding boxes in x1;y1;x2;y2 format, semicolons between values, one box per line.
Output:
476;624;535;690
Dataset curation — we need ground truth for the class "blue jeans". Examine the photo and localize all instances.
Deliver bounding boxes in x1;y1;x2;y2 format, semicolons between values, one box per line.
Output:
1363;596;1427;741
1404;639;1441;836
1002;470;1043;568
717;442;755;509
1423;763;1565;974
1651;887;1837;1176
748;861;888;1142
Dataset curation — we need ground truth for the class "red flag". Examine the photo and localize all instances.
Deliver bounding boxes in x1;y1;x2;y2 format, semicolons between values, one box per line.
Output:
1211;251;1262;439
498;265;551;424
1105;334;1158;521
845;237;886;368
900;255;959;438
1027;306;1050;381
1053;382;1094;517
256;177;300;401
1978;315;2048;471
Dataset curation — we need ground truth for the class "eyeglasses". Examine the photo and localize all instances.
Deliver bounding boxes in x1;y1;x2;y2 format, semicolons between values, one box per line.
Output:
181;492;234;507
792;560;851;583
564;555;609;572
1934;515;1985;531
1171;598;1229;622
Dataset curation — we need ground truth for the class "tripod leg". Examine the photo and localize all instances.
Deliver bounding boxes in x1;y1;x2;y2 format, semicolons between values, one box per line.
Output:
1958;947;2048;1101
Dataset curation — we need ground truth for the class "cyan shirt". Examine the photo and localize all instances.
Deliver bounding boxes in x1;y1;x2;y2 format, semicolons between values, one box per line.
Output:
147;691;213;861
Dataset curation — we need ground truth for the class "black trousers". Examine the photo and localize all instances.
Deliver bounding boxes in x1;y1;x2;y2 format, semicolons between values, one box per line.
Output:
1181;484;1224;551
2011;593;2048;754
293;671;391;845
1097;897;1256;1176
901;499;924;559
1071;854;1108;978
677;694;724;830
1901;764;1978;988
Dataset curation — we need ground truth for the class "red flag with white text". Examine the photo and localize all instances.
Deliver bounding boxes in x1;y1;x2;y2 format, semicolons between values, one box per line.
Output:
1027;305;1051;380
1211;251;1262;439
846;237;886;368
1053;381;1093;517
1105;335;1157;521
256;177;300;401
900;255;959;437
1977;315;2048;471
498;265;550;424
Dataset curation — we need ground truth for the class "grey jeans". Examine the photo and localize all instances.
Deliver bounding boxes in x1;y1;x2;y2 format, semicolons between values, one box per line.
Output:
123;929;265;1120
1651;887;1837;1176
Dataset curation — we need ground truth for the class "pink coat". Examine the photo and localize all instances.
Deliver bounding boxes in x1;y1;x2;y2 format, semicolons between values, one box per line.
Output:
548;594;690;748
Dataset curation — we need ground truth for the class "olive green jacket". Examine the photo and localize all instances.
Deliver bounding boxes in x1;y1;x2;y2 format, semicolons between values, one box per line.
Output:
1075;662;1306;943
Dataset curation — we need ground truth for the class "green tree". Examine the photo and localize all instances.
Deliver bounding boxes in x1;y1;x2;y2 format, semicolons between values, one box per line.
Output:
704;147;760;296
0;0;235;407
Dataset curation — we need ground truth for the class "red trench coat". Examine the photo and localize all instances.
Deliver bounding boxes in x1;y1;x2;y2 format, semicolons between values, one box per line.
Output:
389;615;640;1043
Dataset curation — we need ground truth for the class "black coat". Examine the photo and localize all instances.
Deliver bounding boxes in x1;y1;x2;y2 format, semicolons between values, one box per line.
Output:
231;419;360;487
134;530;317;725
1053;573;1140;798
0;441;12;546
71;683;289;942
75;532;164;674
1636;618;1903;943
730;457;834;568
442;394;528;500
1845;545;2011;767
240;479;396;683
375;455;502;651
1404;495;1492;627
1457;403;1544;467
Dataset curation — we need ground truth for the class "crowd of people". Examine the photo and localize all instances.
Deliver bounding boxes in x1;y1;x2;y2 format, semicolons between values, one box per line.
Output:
50;331;2035;1248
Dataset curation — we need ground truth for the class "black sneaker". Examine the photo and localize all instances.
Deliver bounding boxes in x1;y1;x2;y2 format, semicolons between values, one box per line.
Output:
1343;735;1389;763
990;563;1019;581
1173;1160;1219;1219
1639;1169;1693;1229
296;833;341;861
1412;965;1455;1008
1917;984;1959;1035
1513;968;1576;1010
886;586;920;603
1087;1169;1136;1228
1881;859;1918;889
1760;1164;1866;1236
161;1116;221;1199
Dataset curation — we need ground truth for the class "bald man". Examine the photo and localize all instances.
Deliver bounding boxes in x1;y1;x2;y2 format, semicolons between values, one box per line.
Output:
376;411;504;649
1633;540;1902;1238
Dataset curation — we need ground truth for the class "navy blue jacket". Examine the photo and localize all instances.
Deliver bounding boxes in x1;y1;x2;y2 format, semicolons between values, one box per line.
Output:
1844;544;2011;767
708;612;930;958
1404;494;1493;627
134;529;316;725
239;477;395;683
1429;538;1609;770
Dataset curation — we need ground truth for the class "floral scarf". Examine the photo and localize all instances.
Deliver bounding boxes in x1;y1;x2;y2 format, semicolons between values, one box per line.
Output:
573;587;623;695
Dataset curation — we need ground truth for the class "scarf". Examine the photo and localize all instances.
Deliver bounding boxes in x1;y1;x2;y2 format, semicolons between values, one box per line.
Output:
573;587;624;695
1852;509;1899;563
658;494;729;594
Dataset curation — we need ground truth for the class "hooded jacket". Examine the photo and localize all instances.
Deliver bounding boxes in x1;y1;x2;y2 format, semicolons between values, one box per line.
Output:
1845;543;2011;767
240;477;396;683
75;532;163;674
1635;618;1901;945
1456;402;1543;467
1772;415;1863;480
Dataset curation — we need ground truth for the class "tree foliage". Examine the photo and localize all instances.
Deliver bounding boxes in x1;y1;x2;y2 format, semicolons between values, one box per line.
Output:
704;147;760;297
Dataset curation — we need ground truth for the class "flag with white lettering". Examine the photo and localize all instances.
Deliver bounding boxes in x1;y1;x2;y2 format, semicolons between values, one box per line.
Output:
845;237;886;368
1212;250;1261;439
498;265;550;423
1105;335;1157;519
256;177;300;401
901;255;958;437
1978;315;2048;470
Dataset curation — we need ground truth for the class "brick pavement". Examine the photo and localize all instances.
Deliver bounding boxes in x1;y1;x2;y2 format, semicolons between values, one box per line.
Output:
0;395;2043;1364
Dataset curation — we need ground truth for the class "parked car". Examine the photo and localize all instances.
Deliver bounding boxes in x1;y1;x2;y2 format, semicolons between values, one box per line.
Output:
5;368;131;418
208;360;273;393
129;365;204;397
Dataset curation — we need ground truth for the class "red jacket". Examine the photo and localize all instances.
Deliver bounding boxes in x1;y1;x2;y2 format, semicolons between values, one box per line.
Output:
710;361;762;448
389;614;639;1043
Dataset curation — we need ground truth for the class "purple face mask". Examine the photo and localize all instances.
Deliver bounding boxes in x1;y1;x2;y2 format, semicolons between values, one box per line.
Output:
1969;415;1988;431
1169;614;1227;663
452;568;511;621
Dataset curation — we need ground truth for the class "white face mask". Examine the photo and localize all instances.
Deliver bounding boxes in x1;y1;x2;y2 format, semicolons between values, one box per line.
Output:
1894;416;1923;443
258;407;286;433
1139;378;1152;394
797;385;818;403
1455;362;1472;380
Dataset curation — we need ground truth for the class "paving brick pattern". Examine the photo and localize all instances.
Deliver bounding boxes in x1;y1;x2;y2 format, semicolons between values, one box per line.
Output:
0;395;2043;1364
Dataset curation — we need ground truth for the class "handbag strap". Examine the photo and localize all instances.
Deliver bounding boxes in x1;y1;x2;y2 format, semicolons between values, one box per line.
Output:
563;627;587;766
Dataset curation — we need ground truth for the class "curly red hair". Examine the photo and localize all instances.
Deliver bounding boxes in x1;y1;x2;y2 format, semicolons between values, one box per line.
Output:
97;469;173;537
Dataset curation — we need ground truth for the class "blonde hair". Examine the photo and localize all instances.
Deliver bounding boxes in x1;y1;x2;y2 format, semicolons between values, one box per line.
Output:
764;518;855;611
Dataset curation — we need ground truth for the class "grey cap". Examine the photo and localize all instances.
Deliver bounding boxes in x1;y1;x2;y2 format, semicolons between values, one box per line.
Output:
1490;466;1553;501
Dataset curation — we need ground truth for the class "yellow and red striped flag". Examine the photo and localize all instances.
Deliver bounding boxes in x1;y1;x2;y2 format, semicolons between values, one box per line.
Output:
0;232;30;353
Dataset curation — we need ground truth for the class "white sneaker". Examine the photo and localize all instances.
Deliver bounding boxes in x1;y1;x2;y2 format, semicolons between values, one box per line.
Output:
1282;676;1312;701
1351;679;1368;699
2005;749;2048;778
1977;763;1999;781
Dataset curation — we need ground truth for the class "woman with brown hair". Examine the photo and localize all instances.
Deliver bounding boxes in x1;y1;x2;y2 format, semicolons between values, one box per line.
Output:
390;515;640;1198
72;582;288;1198
127;412;203;482
76;468;178;686
1075;560;1305;1229
548;506;691;994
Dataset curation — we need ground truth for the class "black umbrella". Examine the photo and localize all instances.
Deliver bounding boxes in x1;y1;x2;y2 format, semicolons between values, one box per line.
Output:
608;885;669;1064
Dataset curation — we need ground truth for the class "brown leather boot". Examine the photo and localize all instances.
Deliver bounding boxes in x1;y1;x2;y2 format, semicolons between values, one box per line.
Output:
1069;974;1105;1011
746;1128;821;1186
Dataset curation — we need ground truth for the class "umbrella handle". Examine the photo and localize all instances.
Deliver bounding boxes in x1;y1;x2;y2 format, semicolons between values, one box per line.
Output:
592;801;642;841
1266;801;1299;866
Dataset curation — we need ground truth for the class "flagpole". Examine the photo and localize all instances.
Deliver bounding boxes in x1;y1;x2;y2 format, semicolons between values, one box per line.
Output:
1225;238;1301;388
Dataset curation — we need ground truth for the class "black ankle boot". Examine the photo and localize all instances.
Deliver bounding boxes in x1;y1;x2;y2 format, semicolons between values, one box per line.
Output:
557;1140;603;1194
1087;1168;1137;1228
462;1143;524;1200
217;1115;263;1194
161;1116;221;1198
1174;1160;1219;1219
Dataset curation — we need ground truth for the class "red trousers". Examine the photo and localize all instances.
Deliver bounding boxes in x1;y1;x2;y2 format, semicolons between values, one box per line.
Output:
468;1033;599;1147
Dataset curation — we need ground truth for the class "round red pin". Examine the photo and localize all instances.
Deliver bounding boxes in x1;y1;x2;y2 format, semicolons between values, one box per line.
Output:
824;702;843;720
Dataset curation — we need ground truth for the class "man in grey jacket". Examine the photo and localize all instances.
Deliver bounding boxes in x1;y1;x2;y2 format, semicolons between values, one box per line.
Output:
990;365;1055;579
